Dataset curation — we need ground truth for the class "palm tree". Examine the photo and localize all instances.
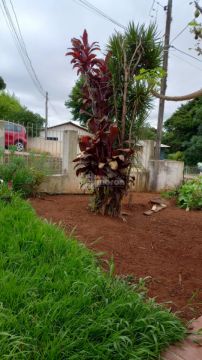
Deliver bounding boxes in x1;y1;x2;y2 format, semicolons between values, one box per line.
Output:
107;22;162;147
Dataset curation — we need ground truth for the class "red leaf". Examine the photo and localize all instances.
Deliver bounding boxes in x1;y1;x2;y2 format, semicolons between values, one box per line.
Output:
109;124;119;143
76;167;87;176
82;29;88;47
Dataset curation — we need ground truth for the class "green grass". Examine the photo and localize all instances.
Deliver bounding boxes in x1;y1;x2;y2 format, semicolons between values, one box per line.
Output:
0;195;186;359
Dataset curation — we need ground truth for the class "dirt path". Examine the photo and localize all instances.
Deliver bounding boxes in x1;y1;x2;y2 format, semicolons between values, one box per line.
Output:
31;193;202;321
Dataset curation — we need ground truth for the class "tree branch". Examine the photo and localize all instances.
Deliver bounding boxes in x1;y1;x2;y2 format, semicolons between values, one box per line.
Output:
121;44;129;145
195;1;202;14
152;88;202;101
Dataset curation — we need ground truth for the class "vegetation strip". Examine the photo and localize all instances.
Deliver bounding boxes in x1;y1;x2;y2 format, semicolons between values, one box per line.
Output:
0;195;186;359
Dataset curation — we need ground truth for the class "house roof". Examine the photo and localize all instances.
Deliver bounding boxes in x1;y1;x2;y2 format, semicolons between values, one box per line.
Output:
46;121;88;132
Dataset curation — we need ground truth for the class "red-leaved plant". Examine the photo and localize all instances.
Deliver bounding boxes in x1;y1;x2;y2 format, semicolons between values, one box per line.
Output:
66;30;134;216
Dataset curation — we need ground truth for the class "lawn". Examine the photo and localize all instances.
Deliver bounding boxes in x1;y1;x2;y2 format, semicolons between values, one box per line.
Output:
0;195;186;359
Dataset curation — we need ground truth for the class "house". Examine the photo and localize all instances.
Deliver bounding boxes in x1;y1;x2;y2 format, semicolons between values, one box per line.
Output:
40;121;90;142
27;121;90;157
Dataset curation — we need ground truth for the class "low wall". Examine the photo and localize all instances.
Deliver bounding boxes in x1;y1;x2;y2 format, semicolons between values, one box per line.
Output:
148;160;184;191
130;168;149;192
39;168;149;194
38;174;82;194
27;137;63;157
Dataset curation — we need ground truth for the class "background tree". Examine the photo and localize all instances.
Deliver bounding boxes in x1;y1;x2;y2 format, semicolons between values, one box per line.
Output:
189;0;202;55
65;77;89;126
163;97;202;165
0;92;44;135
0;77;6;91
139;122;157;140
107;23;161;147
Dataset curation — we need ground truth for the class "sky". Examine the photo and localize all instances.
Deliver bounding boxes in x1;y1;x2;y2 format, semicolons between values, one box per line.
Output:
1;0;202;128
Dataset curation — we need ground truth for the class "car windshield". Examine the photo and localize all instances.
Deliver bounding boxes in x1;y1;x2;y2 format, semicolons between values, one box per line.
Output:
5;123;24;132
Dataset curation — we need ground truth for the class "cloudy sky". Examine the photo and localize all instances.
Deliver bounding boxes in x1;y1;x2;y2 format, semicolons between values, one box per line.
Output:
1;0;202;127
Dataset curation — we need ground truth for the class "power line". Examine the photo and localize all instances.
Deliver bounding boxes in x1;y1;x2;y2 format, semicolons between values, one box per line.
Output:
149;0;165;20
171;23;189;44
9;0;45;96
170;45;202;63
171;51;202;72
156;1;165;9
149;0;156;17
2;0;45;96
0;0;46;97
72;0;127;30
1;0;63;120
72;0;164;44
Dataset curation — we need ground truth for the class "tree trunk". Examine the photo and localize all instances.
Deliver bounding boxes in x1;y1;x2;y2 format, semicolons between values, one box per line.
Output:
91;185;125;217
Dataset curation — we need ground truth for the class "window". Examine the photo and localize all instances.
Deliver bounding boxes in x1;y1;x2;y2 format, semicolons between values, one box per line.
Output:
5;123;23;132
5;123;15;132
47;136;58;141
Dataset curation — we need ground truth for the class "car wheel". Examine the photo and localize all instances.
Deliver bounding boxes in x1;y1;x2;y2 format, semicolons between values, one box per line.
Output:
15;141;24;152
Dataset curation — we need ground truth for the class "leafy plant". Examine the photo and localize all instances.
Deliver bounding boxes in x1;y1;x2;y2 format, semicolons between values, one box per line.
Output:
66;26;162;216
66;30;134;216
167;151;184;161
0;182;13;203
161;188;179;199
74;121;134;216
162;177;202;210
178;176;202;210
0;153;45;198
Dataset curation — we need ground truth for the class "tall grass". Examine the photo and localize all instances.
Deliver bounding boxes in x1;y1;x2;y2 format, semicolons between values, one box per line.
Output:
0;196;186;359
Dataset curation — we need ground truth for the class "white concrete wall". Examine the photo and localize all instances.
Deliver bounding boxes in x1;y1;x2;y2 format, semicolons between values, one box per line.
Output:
40;124;90;138
27;137;63;157
37;124;91;156
37;131;184;194
134;140;155;170
130;168;149;192
148;160;184;191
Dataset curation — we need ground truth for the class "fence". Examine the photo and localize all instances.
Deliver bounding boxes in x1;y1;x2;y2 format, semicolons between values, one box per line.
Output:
0;121;185;193
184;165;201;178
0;120;63;175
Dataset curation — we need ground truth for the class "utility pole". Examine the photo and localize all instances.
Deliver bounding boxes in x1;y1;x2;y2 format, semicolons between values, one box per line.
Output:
45;91;48;140
155;0;173;159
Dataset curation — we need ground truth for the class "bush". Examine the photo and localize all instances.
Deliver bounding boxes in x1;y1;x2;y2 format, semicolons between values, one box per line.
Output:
0;182;13;203
178;176;202;210
0;153;45;197
0;196;186;359
167;151;184;161
162;177;202;210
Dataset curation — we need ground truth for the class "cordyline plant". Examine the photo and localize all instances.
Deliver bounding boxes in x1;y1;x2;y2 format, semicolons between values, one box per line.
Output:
66;30;134;216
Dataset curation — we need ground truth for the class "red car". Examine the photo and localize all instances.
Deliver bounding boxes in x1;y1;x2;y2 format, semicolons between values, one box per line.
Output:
5;122;27;152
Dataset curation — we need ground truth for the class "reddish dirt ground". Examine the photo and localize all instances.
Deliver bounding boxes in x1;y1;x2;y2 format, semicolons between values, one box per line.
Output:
31;193;202;321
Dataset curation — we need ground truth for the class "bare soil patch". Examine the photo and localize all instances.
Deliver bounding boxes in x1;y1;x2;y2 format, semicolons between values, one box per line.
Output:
31;193;202;321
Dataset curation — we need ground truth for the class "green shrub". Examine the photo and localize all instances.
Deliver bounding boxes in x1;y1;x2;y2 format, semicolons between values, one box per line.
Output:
167;151;184;161
0;196;186;359
0;182;13;203
162;177;202;210
178;176;202;210
0;153;45;197
161;188;179;199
